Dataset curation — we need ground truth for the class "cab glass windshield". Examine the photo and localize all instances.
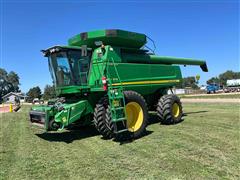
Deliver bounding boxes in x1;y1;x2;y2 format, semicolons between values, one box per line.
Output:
48;50;91;86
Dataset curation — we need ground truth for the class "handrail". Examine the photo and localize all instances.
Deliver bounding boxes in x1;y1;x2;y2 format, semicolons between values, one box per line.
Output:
110;57;123;87
108;57;127;120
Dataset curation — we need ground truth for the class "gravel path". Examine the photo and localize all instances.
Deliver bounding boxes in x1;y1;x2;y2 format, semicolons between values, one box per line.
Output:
183;92;240;97
0;105;16;113
181;98;240;103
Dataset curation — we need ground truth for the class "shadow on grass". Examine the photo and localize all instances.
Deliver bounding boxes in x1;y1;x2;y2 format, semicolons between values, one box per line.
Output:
148;113;160;125
36;111;207;144
148;113;185;126
112;113;158;144
183;110;208;116
117;130;154;145
36;125;99;144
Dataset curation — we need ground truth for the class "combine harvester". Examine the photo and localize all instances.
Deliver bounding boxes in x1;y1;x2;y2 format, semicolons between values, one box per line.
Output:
30;29;208;140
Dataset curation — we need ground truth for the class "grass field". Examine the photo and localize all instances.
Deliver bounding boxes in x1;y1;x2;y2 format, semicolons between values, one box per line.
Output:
0;103;239;179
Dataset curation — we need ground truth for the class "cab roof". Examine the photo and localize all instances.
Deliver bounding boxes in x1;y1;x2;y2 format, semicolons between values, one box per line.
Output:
41;45;91;57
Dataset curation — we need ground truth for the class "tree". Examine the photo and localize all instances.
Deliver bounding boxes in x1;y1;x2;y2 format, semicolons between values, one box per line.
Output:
176;76;199;89
218;70;240;85
0;68;20;102
42;85;56;100
26;86;42;102
0;68;9;100
206;77;220;85
7;71;20;92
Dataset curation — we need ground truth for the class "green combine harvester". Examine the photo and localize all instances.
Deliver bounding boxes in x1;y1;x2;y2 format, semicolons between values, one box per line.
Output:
30;29;208;140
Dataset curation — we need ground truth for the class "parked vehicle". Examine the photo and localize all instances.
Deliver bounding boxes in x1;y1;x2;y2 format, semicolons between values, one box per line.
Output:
206;84;220;94
224;79;240;92
32;98;44;104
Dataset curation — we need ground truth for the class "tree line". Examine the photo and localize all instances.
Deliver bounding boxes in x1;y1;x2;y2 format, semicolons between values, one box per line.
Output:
206;70;240;86
176;70;240;89
0;68;56;102
26;85;56;102
0;68;20;102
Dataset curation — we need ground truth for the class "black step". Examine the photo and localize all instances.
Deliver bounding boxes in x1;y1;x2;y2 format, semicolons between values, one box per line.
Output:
109;96;124;100
115;129;129;134
111;107;124;111
113;117;126;122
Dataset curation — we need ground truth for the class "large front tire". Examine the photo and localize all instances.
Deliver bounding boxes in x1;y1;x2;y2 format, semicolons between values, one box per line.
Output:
95;91;148;140
124;91;148;138
105;91;148;140
157;94;183;124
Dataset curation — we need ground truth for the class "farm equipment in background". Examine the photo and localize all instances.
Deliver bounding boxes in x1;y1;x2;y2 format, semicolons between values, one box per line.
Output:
206;84;220;94
29;29;208;140
224;79;240;93
32;98;44;105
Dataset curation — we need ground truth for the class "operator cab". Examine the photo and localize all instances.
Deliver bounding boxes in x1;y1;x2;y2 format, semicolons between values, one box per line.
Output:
42;46;92;87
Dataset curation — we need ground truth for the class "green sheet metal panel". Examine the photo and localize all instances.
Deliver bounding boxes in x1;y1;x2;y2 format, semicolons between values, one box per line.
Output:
105;63;182;95
68;29;147;48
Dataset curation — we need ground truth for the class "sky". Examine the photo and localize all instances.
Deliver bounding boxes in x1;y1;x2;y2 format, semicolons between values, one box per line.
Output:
0;0;239;93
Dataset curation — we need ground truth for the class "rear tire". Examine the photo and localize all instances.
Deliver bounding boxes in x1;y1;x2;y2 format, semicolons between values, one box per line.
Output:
93;97;113;139
157;94;183;124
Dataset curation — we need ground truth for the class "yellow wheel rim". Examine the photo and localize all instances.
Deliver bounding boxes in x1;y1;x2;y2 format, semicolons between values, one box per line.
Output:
172;103;180;118
126;102;144;132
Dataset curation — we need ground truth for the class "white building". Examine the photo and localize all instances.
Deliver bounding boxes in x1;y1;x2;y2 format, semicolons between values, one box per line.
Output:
2;92;27;103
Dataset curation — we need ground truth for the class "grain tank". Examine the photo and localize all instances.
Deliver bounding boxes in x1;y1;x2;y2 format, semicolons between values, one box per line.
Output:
30;29;208;140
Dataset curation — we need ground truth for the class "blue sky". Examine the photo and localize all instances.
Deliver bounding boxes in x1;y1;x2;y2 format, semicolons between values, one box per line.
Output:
1;0;239;93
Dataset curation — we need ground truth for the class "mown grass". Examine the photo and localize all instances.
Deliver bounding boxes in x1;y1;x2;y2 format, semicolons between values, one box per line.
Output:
180;94;240;99
0;103;239;179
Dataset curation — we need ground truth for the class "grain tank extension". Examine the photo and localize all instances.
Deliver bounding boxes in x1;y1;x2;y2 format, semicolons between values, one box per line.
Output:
30;29;208;140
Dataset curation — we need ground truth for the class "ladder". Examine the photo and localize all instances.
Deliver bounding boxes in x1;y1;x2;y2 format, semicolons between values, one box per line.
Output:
106;58;128;134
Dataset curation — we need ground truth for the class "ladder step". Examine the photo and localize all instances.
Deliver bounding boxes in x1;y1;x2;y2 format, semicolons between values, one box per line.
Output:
109;96;124;100
115;129;129;134
113;117;126;122
111;107;124;111
113;120;128;134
